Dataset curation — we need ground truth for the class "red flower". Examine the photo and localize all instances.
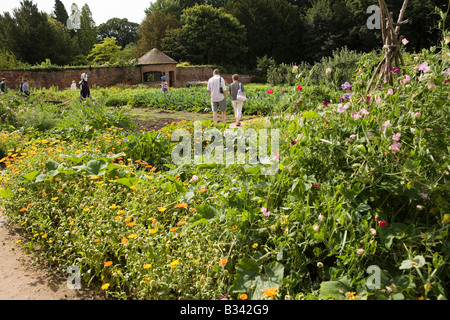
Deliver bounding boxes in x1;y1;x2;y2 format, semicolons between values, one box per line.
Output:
444;79;450;84
378;221;387;227
298;100;303;104
297;85;303;91
268;89;274;94
323;101;329;107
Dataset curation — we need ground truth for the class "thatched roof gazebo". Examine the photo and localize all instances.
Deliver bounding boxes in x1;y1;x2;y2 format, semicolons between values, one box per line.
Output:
138;48;178;88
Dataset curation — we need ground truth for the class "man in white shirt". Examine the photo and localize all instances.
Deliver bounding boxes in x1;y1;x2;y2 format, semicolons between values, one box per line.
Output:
207;69;227;124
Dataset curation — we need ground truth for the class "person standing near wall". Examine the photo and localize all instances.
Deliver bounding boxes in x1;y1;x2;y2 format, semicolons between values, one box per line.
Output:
70;80;77;91
79;73;90;99
22;79;30;97
0;78;7;95
207;69;227;125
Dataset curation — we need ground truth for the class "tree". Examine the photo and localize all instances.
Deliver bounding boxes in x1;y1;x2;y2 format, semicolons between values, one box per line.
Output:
53;0;69;25
163;4;247;66
145;0;183;19
134;11;180;58
224;0;303;66
87;37;122;65
77;4;97;54
97;18;139;48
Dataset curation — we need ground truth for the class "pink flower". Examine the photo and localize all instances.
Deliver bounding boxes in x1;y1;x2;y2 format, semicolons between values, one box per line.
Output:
268;89;274;94
296;134;304;141
378;221;387;227
351;112;361;120
414;62;430;73
402;38;409;45
326;68;332;75
392;133;401;142
350;134;357;140
402;74;411;84
220;295;228;300
261;207;271;217
389;141;401;154
337;104;344;113
313;225;320;232
376;97;382;105
370;228;377;236
387;88;394;95
382;120;393;131
273;152;281;160
360;108;370;116
416;205;424;211
356;249;365;255
232;179;237;184
421;193;428;200
318;214;324;222
323;101;329;107
189;175;199;183
414;112;421;119
428;83;435;89
296;85;303;91
313;183;319;189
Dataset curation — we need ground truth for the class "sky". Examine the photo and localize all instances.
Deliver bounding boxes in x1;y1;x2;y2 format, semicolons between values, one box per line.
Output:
1;0;152;25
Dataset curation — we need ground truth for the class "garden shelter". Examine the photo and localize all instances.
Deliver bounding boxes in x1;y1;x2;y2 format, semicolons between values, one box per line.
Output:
137;48;178;88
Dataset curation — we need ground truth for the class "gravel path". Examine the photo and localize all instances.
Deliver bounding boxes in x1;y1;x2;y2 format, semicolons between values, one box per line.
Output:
0;213;99;300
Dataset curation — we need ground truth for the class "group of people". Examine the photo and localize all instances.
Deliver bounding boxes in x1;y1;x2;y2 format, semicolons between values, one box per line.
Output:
0;78;30;96
207;69;247;127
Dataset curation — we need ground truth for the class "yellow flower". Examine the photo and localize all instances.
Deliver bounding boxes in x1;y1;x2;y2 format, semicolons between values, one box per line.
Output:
263;287;278;298
125;217;132;222
127;222;136;228
240;293;248;300
170;260;180;268
51;197;59;201
252;243;258;249
127;234;138;239
418;296;425;300
193;259;199;264
143;264;152;269
130;186;137;191
149;229;158;235
69;221;74;226
109;204;119;210
101;283;110;290
117;210;124;215
83;208;90;212
18;188;25;192
231;225;238;230
158;207;167;212
16;240;21;244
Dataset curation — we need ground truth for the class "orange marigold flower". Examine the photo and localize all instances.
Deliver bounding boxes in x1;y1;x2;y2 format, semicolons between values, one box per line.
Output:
19;208;27;212
121;237;128;245
127;222;136;227
104;261;113;267
218;258;228;266
263;287;278;298
177;220;186;226
240;293;248;300
231;225;238;230
170;227;178;232
174;203;188;208
199;188;207;194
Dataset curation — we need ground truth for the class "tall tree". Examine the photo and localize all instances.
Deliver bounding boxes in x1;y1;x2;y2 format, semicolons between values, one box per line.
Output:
145;0;183;19
134;11;180;58
77;4;97;54
53;0;69;25
163;4;247;66
87;37;122;65
97;18;139;48
224;0;303;66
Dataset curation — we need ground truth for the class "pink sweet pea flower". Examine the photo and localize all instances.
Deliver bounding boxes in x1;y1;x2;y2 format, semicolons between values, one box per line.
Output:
414;62;430;73
392;133;401;142
387;88;394;95
261;207;271;217
402;38;409;45
389;141;401;154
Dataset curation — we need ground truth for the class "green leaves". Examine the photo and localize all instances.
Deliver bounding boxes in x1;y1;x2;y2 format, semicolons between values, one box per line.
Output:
231;258;284;300
399;256;426;270
318;276;351;300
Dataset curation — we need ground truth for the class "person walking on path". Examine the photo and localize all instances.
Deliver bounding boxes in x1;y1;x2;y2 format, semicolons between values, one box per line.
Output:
79;73;90;99
228;74;246;127
22;79;30;97
207;69;227;125
0;78;7;95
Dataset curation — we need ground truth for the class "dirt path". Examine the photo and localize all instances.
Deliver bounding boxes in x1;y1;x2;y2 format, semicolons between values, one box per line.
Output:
0;213;99;300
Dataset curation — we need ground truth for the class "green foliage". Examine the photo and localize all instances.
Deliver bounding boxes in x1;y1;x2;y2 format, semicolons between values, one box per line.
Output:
88;38;122;65
97;18;139;49
163;4;247;66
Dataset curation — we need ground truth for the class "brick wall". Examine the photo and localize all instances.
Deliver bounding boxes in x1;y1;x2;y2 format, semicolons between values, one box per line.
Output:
0;66;255;90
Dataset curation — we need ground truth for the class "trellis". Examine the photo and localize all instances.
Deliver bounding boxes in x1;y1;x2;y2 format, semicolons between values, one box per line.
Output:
366;0;409;93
